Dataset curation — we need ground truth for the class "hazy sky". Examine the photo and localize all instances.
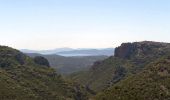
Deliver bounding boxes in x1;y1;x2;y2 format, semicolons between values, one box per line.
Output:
0;0;170;50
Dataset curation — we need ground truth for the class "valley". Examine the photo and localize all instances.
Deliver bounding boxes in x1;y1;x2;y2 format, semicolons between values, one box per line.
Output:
1;41;170;100
26;53;108;74
1;0;169;99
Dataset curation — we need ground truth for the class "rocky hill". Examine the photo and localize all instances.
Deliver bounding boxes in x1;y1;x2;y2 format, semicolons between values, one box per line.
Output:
70;41;170;94
115;41;170;59
0;46;89;100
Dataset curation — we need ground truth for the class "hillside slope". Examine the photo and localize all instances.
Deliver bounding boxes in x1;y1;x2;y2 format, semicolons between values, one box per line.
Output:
0;46;89;100
95;56;170;100
70;41;170;92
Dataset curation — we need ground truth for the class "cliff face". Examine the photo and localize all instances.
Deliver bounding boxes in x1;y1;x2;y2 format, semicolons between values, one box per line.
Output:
114;43;136;59
114;41;170;59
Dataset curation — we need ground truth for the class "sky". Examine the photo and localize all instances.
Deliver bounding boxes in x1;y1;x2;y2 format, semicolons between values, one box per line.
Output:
0;0;170;50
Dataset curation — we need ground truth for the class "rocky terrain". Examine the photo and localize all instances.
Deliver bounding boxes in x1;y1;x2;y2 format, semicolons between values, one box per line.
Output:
70;41;170;100
1;41;170;100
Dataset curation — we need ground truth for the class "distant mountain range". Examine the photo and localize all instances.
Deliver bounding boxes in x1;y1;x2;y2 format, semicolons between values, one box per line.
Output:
20;48;74;54
20;48;114;56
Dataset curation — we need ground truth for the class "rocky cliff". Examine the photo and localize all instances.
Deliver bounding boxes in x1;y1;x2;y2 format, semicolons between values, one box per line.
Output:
114;41;170;59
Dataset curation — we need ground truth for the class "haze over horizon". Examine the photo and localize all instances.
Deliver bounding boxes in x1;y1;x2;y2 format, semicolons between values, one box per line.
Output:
0;0;170;50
